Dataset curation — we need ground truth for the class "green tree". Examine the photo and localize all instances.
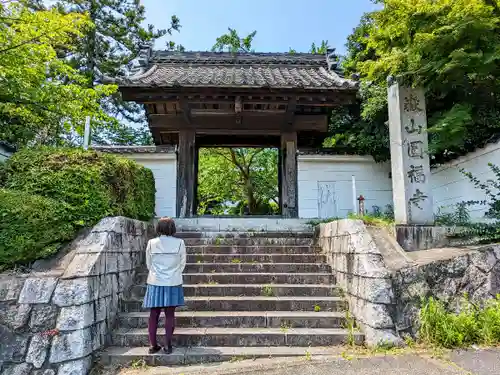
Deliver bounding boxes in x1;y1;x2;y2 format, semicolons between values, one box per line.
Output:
197;148;278;215
211;27;257;53
0;1;116;148
91;124;153;146
52;0;181;127
341;0;500;161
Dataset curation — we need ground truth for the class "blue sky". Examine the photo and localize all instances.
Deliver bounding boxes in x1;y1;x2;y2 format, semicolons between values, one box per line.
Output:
142;0;380;55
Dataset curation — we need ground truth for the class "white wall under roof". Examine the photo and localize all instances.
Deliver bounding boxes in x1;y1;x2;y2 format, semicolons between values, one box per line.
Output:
431;140;500;221
297;154;393;219
121;152;177;217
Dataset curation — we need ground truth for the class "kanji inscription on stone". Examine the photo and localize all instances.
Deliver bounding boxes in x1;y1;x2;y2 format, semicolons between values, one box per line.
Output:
409;189;428;209
388;81;434;224
407;165;426;183
403;93;423;113
407;140;424;159
405;118;423;135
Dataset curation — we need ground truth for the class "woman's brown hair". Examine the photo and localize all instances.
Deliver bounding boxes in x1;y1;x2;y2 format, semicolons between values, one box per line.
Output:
156;217;176;236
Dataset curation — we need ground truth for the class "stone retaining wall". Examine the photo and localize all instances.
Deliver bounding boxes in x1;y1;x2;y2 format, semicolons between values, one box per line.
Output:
316;219;500;347
0;217;152;375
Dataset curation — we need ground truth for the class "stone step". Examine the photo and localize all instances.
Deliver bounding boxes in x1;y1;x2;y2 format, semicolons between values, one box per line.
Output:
111;327;363;347
120;296;347;312
186;245;316;255
185;254;325;263
182;237;314;247
184;263;330;273
100;346;345;366
117;311;347;329
135;272;335;285
126;283;343;299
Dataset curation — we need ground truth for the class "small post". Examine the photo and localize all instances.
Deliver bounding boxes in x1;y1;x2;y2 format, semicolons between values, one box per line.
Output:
351;175;357;214
357;195;365;216
83;116;91;150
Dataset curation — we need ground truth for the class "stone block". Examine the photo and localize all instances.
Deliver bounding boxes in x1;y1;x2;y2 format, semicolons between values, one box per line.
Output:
117;252;133;272
49;327;93;363
76;231;110;253
26;333;51;368
489;263;500;296
29;305;58;332
94;274;115;299
95;296;109;323
352;253;391;278
18;277;58;304
33;370;56;375
348;276;394;304
105;252;119;274
349;297;394;329
0;303;32;330
0;277;26;302
361;325;403;347
62;253;102;278
57;302;95;331
91;321;107;351
0;326;30;363
0;363;32;375
56;355;92;375
52;279;94;307
117;270;133;293
470;249;497;274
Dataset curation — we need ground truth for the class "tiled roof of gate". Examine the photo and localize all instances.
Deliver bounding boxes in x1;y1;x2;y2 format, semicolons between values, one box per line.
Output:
114;51;359;91
93;146;175;154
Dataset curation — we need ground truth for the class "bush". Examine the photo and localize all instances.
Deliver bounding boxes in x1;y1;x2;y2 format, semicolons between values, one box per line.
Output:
0;189;77;269
420;295;500;348
4;147;155;226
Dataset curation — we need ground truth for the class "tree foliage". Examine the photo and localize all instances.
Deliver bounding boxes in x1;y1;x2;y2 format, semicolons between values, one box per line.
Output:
53;0;180;126
339;0;500;162
0;1;116;148
197;148;278;215
212;28;257;53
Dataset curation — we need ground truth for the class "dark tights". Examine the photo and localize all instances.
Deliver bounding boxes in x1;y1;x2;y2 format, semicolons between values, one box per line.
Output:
148;307;176;347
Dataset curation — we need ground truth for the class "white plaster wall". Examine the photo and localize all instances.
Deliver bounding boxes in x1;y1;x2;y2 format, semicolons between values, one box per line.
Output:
431;141;500;221
123;153;177;217
298;155;393;219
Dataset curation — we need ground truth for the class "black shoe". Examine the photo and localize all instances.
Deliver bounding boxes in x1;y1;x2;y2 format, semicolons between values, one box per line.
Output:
163;345;173;354
148;345;161;354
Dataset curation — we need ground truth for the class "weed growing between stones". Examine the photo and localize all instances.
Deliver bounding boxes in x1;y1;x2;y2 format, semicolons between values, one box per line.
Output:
130;359;148;369
314;304;321;312
280;321;291;333
230;258;242;264
344;311;356;347
420;295;500;348
304;350;312;361
262;285;274;297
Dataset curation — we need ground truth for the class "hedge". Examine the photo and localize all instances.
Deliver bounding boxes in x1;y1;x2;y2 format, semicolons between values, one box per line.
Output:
0;189;77;269
4;147;155;225
1;147;155;269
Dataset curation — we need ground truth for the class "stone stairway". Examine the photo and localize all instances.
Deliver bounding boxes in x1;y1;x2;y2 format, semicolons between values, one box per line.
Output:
100;231;364;366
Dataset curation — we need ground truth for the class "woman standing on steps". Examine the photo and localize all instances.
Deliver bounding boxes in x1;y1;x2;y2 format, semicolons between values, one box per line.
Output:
143;217;186;354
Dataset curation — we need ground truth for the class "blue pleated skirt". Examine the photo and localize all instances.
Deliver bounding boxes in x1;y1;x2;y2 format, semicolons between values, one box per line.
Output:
142;284;185;308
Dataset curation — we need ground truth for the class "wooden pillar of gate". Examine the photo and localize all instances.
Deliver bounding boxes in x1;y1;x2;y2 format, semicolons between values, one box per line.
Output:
176;129;196;217
280;132;298;218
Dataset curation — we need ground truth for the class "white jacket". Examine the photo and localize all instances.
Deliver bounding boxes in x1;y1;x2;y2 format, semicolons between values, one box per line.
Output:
145;236;186;286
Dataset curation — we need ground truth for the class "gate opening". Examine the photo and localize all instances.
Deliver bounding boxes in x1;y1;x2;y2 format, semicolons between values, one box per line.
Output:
196;147;279;216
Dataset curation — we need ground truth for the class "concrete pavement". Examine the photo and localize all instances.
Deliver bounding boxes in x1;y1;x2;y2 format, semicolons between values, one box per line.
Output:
108;348;500;375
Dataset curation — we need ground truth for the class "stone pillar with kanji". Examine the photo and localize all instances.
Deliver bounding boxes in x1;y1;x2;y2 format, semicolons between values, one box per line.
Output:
387;77;434;224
